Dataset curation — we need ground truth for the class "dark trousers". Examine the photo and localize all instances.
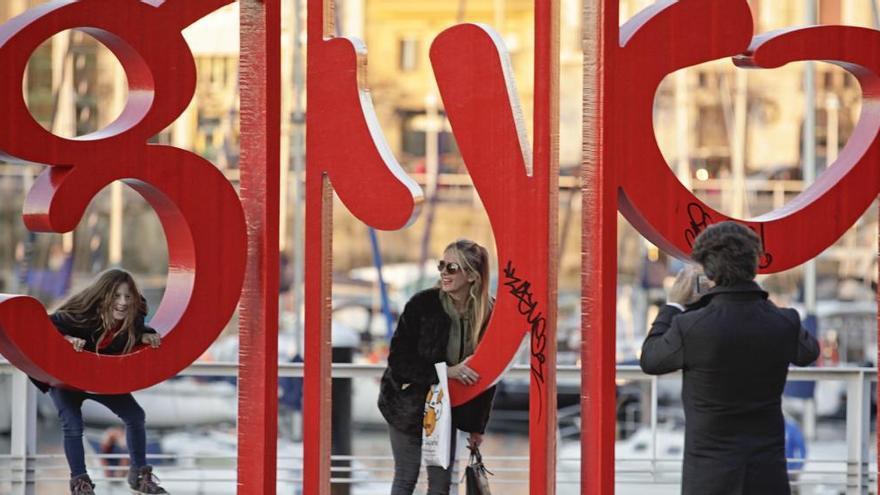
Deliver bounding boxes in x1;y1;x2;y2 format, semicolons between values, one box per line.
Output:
388;424;457;495
48;387;147;477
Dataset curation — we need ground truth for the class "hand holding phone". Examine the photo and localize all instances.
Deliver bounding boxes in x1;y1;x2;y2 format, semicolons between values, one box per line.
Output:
692;273;709;299
668;267;699;305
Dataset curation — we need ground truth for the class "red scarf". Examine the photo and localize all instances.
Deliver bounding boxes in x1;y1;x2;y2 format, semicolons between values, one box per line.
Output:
97;323;123;351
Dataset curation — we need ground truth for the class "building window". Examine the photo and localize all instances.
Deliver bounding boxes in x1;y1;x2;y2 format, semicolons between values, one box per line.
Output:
400;110;458;163
399;37;418;72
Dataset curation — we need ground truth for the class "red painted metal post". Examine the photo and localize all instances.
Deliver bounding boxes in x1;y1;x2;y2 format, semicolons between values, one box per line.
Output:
304;1;422;492
303;174;333;495
533;1;560;493
581;0;618;492
303;2;344;492
238;1;281;494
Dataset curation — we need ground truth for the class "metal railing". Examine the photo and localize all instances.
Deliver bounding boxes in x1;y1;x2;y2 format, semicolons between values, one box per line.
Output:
0;360;876;494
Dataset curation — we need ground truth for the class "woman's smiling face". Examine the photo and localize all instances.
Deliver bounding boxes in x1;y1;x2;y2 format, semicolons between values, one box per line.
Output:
111;283;132;322
439;250;471;299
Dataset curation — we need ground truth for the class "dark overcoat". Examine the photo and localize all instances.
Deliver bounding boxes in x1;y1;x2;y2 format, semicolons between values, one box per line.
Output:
640;281;820;495
377;288;496;437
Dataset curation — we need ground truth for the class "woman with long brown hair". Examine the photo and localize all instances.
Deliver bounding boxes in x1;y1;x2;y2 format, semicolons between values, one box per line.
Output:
39;269;169;495
377;239;496;495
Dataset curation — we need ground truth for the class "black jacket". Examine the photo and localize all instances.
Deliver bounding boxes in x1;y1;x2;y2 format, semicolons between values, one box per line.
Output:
32;302;155;393
640;281;820;495
377;288;496;436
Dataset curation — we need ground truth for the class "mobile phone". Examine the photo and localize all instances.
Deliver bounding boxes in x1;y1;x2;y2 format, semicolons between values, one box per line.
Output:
693;274;709;298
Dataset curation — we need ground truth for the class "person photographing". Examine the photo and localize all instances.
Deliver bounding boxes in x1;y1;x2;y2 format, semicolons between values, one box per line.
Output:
640;221;820;494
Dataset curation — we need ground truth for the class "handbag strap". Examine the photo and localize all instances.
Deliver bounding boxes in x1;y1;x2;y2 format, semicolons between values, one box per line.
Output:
468;446;493;476
469;446;483;464
460;445;494;483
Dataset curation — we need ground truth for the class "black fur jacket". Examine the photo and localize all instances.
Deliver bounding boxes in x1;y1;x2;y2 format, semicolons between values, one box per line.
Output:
377;288;496;436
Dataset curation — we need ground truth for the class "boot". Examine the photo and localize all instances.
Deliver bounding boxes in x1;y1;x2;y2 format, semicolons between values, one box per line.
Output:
127;465;168;494
69;473;95;495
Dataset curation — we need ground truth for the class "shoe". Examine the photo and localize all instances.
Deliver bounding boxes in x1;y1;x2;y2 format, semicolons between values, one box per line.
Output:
70;473;95;495
127;465;169;494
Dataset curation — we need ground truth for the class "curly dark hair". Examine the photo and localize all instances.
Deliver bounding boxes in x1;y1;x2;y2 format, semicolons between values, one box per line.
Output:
691;221;761;286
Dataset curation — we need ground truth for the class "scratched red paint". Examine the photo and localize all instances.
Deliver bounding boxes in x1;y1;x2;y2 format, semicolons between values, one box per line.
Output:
238;1;281;494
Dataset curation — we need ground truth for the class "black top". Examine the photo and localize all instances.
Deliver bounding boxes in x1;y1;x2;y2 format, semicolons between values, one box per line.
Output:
640;281;820;495
50;304;155;355
377;288;496;436
31;299;155;393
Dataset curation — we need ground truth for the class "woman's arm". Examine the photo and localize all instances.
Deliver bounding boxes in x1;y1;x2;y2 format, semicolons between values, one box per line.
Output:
134;297;160;347
386;311;436;386
454;384;496;434
49;313;90;340
140;332;161;348
63;335;87;352
49;314;91;351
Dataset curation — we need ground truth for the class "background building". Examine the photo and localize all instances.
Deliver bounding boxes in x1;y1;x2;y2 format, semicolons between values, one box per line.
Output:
0;0;876;298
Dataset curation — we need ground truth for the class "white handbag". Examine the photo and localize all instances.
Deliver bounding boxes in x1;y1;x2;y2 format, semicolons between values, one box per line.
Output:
421;362;453;468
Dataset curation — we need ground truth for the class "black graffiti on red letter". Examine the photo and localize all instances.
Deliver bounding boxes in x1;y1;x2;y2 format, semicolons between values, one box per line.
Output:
503;260;547;421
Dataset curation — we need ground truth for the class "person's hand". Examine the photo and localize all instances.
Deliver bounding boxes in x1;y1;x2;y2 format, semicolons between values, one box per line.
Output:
141;333;161;348
467;432;483;450
667;266;700;306
449;359;480;385
65;336;86;352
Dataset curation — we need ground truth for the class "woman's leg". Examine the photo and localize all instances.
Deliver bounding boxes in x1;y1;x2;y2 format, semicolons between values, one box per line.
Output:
48;387;88;477
388;425;422;495
91;393;147;467
426;430;457;495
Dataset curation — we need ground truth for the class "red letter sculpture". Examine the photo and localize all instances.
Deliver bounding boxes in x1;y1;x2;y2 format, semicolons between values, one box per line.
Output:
304;0;424;493
0;0;246;394
305;2;559;494
585;0;880;493
6;1;875;494
431;13;559;493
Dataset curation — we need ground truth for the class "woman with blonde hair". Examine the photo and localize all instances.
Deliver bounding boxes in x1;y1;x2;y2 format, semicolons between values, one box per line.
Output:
378;239;496;495
36;269;169;495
